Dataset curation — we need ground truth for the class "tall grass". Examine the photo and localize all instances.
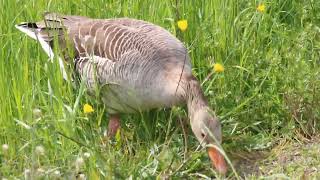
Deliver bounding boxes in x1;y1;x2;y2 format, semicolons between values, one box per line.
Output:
0;0;319;178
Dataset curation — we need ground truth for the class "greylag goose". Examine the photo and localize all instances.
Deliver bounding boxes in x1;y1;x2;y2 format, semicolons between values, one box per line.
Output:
15;13;227;174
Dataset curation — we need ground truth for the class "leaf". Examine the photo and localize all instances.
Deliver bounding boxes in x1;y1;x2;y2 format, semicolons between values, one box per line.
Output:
90;169;100;180
115;128;121;150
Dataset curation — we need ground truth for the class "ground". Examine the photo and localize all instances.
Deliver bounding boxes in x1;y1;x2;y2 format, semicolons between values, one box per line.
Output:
233;136;320;179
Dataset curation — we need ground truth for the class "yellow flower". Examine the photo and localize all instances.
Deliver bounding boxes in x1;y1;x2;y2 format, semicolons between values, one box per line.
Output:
257;4;266;13
213;63;225;73
83;103;94;114
177;20;188;32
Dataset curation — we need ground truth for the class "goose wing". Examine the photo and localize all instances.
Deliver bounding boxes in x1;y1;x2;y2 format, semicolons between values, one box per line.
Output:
16;13;188;63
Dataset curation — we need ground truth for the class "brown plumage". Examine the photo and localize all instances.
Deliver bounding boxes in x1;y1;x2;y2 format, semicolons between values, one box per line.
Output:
16;13;227;174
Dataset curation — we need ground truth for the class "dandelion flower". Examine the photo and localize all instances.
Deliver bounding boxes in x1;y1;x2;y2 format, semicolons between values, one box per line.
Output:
213;63;225;73
35;145;45;156
177;20;188;32
257;4;266;13
83;103;94;114
2;144;9;152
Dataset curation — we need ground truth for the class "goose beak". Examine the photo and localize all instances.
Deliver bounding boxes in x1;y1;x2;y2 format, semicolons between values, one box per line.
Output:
208;147;227;174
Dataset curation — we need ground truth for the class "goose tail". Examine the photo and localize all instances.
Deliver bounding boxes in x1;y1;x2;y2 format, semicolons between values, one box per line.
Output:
15;12;69;80
15;13;64;58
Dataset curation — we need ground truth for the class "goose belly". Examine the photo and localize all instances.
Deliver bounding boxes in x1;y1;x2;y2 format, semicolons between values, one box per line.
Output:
97;54;192;114
100;82;182;114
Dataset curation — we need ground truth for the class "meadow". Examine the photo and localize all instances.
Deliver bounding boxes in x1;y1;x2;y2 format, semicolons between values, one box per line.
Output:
0;0;320;179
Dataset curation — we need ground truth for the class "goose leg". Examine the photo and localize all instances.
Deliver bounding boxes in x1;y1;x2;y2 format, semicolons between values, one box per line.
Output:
107;114;121;137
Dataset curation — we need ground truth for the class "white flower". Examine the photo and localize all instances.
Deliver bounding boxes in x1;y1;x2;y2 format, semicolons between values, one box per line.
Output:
53;170;60;176
33;108;42;119
83;152;91;159
75;157;84;170
76;157;84;165
24;169;31;179
36;168;45;176
78;173;86;180
35;145;45;156
37;168;45;172
2;144;9;152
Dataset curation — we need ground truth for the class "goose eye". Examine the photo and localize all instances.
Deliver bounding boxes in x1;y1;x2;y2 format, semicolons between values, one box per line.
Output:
201;133;206;138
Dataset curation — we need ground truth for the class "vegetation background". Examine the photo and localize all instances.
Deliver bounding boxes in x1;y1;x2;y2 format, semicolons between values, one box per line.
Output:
0;0;319;179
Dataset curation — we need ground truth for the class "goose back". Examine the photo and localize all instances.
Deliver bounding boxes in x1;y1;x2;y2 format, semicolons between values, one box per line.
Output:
35;13;189;63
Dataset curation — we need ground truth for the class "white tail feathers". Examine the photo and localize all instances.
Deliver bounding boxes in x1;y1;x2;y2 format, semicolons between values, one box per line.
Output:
15;23;69;81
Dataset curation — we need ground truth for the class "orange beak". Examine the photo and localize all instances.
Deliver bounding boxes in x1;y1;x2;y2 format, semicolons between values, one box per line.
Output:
208;147;227;174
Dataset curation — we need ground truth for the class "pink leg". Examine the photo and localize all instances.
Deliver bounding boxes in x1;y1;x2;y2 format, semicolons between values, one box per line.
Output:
107;114;121;137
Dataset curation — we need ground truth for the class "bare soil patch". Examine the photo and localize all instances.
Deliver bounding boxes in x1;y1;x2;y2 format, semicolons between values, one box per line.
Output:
231;136;320;179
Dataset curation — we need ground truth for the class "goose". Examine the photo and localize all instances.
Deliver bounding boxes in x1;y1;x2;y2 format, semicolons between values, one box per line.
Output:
15;13;227;174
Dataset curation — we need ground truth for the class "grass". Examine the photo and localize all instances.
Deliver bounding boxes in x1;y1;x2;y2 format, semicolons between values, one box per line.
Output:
0;0;320;179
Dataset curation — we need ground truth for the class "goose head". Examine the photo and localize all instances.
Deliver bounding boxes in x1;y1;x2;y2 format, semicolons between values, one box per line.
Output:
190;108;227;174
183;76;227;174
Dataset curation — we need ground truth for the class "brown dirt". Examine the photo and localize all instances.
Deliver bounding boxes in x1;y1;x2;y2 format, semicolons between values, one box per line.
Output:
230;136;320;179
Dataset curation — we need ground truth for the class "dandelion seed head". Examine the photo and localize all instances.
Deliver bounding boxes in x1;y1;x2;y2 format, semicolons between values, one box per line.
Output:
2;144;9;152
36;168;45;178
24;169;31;179
37;168;45;174
33;108;42;119
83;152;91;158
75;157;84;168
78;173;86;180
35;145;45;156
53;170;61;176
